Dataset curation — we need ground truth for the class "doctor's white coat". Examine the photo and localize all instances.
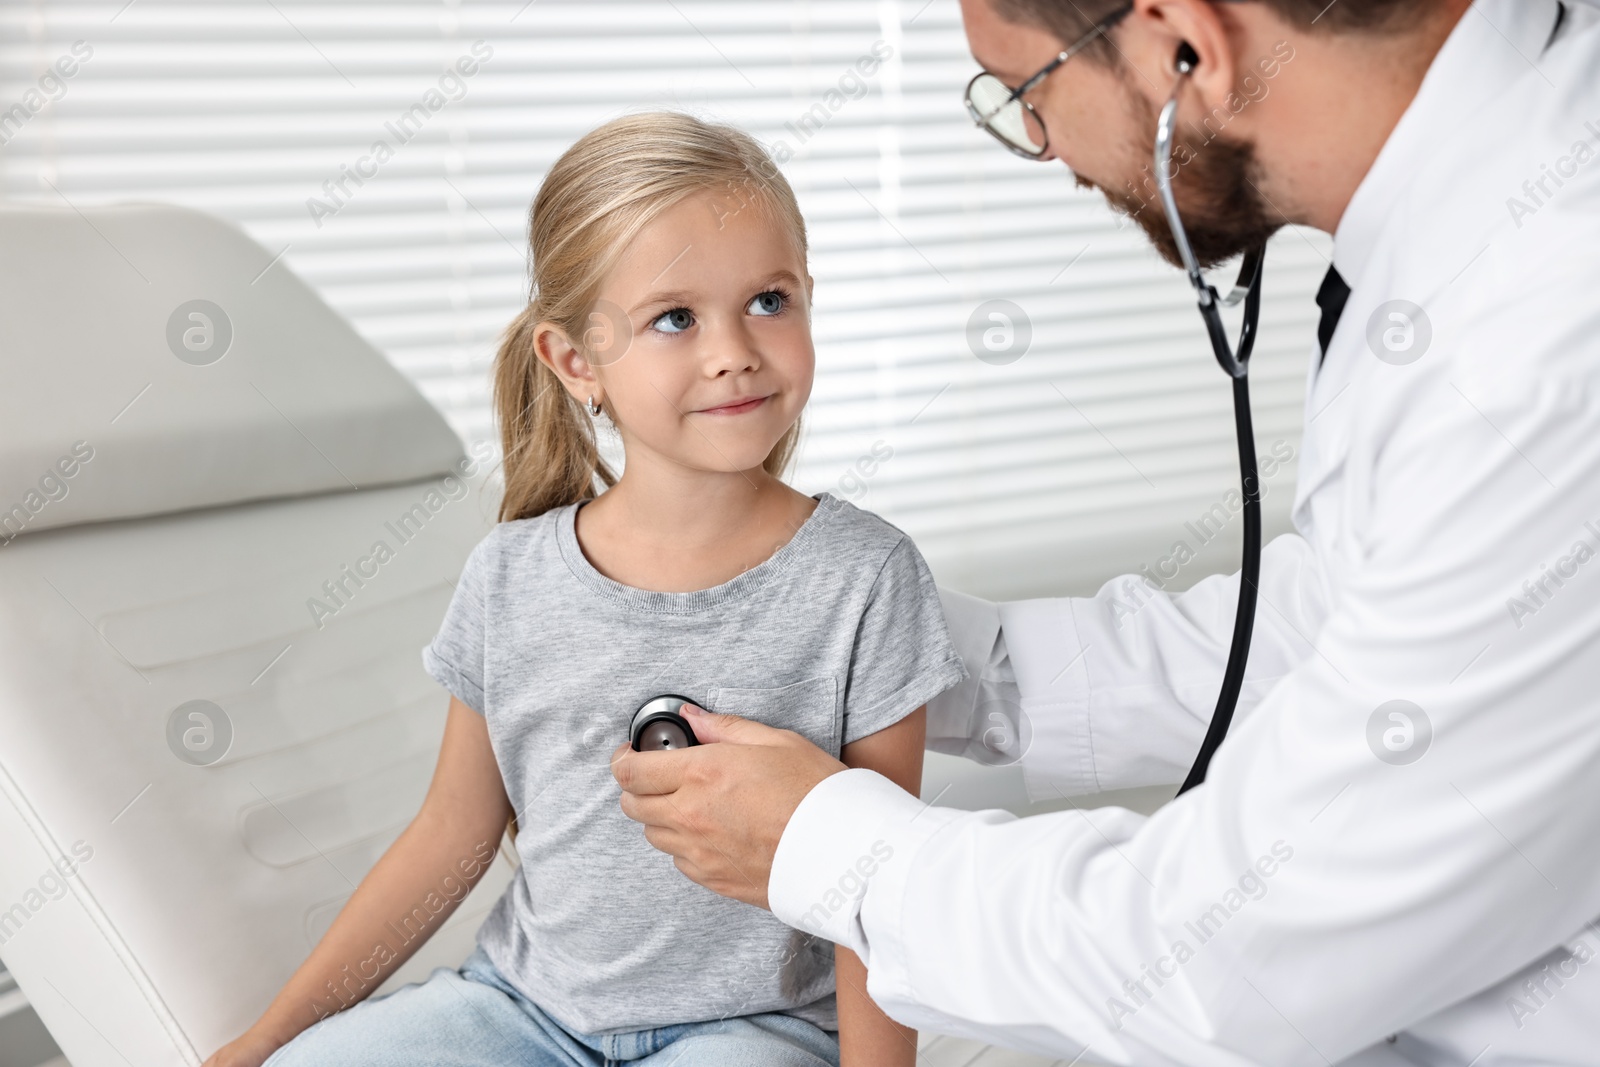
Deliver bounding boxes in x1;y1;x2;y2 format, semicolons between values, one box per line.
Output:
767;1;1600;1064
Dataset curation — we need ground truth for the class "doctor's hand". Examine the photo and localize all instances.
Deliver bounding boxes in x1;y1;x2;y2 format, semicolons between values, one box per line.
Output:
610;706;847;910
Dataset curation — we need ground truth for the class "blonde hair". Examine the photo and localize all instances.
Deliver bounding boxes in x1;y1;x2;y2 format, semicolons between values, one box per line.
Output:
494;111;810;523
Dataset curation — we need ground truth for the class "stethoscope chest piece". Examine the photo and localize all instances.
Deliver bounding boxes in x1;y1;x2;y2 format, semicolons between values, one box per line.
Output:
630;695;701;752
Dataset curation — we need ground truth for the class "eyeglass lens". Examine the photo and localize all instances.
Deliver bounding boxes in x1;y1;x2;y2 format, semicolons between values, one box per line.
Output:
968;73;1047;155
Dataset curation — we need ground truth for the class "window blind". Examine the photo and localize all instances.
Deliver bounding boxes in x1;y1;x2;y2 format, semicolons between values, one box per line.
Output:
0;0;1330;599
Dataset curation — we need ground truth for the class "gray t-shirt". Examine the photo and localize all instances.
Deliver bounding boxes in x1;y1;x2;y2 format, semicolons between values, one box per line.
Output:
421;490;967;1036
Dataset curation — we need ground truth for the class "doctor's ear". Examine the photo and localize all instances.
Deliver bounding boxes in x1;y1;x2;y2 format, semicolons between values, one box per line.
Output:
1127;0;1240;105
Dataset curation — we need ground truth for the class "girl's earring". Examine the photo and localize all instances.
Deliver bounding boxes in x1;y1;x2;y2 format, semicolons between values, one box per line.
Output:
586;395;603;418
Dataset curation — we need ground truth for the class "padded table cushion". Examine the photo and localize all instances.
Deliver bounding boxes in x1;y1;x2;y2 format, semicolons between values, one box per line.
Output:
0;203;465;537
0;202;512;1067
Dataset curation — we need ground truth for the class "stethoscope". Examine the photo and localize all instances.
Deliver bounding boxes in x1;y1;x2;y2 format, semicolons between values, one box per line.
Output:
631;694;701;751
1158;44;1264;795
630;47;1263;792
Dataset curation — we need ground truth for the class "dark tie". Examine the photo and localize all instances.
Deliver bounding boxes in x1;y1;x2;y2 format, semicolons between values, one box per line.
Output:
1316;266;1351;366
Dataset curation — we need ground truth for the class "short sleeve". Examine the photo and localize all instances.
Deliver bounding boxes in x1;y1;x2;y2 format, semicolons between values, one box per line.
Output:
421;530;495;715
840;536;969;746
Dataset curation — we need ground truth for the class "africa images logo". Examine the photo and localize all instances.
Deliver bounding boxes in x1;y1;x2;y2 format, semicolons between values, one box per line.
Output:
1366;700;1432;766
1105;841;1295;1030
305;442;492;629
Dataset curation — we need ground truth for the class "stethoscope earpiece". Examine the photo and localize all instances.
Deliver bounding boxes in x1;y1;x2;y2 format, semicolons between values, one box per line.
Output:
1175;41;1200;74
630;695;702;752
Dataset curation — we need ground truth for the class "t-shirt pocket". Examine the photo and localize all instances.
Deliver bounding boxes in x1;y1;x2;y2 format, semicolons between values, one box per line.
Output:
704;676;840;756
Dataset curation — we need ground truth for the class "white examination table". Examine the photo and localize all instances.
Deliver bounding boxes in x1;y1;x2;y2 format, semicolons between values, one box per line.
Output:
0;203;510;1066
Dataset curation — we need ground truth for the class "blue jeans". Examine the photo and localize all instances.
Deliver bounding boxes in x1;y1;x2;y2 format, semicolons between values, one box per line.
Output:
262;946;841;1066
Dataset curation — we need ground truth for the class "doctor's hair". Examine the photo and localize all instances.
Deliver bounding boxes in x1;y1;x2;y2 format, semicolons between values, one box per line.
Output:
492;111;809;523
995;0;1432;60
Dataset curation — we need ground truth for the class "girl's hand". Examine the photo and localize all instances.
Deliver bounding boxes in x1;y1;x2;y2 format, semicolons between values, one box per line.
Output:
200;1027;284;1067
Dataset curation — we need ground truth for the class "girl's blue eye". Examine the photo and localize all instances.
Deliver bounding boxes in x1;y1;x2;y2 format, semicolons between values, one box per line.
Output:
652;308;694;334
748;291;785;316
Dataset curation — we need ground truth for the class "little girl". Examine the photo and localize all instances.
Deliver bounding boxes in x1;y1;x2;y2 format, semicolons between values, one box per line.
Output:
204;111;966;1067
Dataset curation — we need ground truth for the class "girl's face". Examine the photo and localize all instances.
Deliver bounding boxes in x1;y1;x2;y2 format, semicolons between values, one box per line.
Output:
553;187;814;478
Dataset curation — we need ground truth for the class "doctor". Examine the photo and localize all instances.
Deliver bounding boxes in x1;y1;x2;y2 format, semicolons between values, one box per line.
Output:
612;0;1600;1063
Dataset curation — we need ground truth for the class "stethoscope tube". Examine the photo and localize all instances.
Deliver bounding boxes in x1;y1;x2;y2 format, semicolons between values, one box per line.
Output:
1156;51;1265;796
1178;373;1262;794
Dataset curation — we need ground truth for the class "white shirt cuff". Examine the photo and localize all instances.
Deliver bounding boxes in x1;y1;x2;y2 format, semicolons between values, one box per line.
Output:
769;766;967;967
926;586;1000;755
997;597;1098;802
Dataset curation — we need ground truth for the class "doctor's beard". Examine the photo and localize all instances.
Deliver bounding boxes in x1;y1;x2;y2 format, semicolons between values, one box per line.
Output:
1081;75;1284;271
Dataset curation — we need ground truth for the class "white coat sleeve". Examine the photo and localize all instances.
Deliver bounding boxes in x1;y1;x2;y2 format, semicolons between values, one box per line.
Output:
927;532;1331;801
768;366;1600;1065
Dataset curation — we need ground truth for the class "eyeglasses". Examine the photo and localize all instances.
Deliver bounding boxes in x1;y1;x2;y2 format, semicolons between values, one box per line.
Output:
963;2;1134;159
